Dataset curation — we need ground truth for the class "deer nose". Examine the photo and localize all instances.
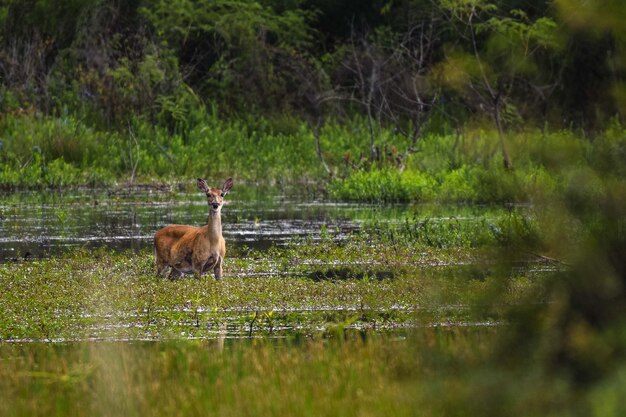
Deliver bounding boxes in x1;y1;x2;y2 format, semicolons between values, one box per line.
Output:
212;203;219;209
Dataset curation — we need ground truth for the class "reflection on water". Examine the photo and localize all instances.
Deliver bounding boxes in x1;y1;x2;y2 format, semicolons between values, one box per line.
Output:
0;185;413;262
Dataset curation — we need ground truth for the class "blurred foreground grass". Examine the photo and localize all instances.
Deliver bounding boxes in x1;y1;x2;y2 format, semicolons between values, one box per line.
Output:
1;330;623;417
0;333;494;417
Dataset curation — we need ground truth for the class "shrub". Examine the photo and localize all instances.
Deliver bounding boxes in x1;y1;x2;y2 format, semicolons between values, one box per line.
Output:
438;166;480;202
329;169;437;203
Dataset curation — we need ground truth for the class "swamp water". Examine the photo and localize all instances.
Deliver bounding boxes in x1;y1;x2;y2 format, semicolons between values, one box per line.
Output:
0;185;400;261
0;185;544;342
0;184;495;261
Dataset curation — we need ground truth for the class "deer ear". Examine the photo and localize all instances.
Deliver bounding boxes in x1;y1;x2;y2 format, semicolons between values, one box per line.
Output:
221;178;234;195
197;178;209;193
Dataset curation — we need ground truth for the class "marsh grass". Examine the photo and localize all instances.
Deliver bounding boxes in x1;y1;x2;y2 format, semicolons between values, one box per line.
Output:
4;112;625;209
0;205;619;416
0;331;494;417
0;226;548;343
1;238;542;415
328;126;626;204
0;328;592;417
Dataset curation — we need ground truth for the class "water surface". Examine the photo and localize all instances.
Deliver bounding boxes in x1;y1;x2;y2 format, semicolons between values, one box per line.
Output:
0;185;414;261
0;184;516;262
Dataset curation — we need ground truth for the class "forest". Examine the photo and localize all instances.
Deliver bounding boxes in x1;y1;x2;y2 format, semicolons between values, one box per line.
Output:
1;1;626;417
0;0;624;190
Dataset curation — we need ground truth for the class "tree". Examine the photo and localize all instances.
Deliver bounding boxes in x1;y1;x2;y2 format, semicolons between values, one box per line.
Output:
554;0;626;122
325;2;443;170
140;0;319;116
432;0;561;169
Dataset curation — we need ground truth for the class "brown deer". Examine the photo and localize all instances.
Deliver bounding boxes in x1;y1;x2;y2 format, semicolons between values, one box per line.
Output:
154;178;233;280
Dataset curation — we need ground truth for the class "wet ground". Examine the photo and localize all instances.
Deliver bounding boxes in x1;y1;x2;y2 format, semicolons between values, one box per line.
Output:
0;185;414;262
0;185;553;342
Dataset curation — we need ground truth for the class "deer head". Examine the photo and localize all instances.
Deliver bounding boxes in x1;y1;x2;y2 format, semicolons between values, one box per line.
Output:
197;178;234;215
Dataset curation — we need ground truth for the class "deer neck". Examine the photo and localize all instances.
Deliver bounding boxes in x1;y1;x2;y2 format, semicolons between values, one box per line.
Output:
204;212;222;242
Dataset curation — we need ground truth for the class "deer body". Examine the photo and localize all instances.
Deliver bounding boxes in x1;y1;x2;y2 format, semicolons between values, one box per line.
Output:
154;178;233;280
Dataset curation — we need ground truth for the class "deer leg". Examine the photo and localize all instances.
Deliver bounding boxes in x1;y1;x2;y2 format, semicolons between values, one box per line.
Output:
194;255;217;280
155;263;168;277
154;248;169;277
168;267;183;280
213;255;223;281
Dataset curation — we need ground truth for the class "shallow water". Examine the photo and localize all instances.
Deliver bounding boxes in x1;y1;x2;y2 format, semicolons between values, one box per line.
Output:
0;185;416;262
0;184;519;263
0;186;547;342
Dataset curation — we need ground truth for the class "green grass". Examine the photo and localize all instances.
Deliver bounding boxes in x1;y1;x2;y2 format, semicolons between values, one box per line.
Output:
4;112;626;208
0;332;493;417
0;191;546;342
0;113;322;188
1;327;623;417
0;223;548;342
0;204;623;416
0;199;551;343
329;126;626;204
0;238;569;417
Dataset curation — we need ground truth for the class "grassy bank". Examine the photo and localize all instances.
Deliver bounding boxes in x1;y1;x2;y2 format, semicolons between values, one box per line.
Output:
3;113;626;207
329;125;626;203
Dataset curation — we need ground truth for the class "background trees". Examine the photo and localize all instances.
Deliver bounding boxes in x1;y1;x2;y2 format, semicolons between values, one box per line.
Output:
0;0;624;182
1;0;622;131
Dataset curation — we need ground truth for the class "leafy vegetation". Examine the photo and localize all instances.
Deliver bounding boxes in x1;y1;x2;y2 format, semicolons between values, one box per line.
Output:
0;214;541;341
329;125;626;204
0;113;324;188
3;113;625;209
2;1;626;416
1;0;625;191
3;0;621;127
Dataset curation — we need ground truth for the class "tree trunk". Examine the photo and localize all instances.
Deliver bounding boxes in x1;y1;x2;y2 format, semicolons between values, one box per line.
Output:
494;92;513;170
313;117;332;178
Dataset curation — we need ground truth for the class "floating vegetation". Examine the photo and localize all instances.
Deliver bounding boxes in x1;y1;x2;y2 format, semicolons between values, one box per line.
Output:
0;223;552;343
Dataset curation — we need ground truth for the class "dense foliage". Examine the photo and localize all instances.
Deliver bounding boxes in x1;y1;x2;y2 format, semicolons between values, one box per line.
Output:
1;1;625;131
2;2;626;415
1;0;625;189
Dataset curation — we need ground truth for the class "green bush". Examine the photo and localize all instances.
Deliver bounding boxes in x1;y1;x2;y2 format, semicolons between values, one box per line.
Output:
329;169;437;202
438;166;480;202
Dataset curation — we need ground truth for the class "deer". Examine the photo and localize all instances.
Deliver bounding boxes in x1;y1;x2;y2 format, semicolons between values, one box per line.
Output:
154;178;233;280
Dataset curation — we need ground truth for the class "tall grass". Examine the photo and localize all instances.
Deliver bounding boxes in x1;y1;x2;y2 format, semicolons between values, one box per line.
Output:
0;113;327;188
5;112;624;204
3;329;622;417
329;126;626;204
0;113;388;189
0;333;490;417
